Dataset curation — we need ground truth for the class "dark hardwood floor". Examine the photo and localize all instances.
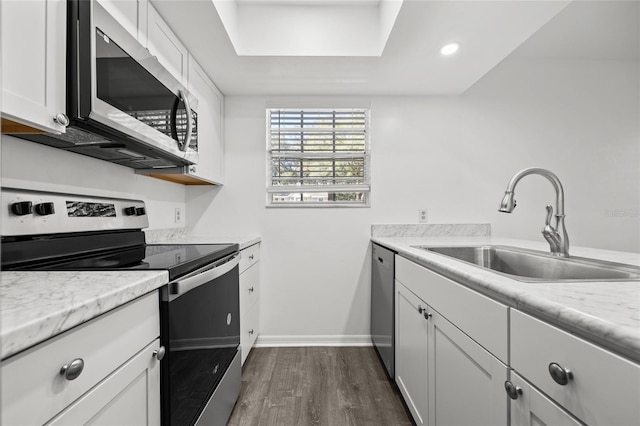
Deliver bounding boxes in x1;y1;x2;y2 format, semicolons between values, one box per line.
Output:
228;347;413;426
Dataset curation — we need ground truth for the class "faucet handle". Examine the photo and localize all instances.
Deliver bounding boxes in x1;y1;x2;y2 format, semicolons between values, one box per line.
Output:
545;205;554;227
542;205;561;253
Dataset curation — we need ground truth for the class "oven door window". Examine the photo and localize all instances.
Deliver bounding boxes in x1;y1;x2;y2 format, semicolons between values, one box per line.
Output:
94;28;195;149
163;265;240;425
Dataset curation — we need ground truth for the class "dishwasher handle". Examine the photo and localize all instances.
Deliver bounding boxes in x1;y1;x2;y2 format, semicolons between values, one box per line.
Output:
168;253;239;301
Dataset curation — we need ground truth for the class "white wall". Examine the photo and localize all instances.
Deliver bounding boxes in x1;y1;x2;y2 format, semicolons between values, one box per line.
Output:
186;56;639;343
0;135;187;230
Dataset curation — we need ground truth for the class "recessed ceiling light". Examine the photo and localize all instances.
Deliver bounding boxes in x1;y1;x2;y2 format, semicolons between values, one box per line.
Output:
440;42;460;56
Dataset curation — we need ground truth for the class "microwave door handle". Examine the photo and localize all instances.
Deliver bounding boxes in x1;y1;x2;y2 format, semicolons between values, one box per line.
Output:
180;90;193;152
168;254;239;301
170;96;180;148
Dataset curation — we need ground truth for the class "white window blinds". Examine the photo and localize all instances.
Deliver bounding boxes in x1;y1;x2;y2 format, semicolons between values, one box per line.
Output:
267;108;370;206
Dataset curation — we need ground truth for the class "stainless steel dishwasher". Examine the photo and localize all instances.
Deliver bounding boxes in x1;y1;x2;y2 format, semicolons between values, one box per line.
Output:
371;243;395;379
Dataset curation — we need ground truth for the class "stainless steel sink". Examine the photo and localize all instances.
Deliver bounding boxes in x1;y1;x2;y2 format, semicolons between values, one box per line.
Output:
412;245;640;282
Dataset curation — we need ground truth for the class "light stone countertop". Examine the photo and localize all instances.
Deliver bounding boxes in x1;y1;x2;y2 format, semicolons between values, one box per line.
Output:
155;236;261;251
0;233;260;361
144;228;261;250
0;270;168;360
372;235;640;363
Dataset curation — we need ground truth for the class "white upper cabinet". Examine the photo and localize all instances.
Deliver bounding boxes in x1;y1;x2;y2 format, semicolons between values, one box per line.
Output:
187;56;225;185
96;0;147;45
1;0;67;133
145;2;188;84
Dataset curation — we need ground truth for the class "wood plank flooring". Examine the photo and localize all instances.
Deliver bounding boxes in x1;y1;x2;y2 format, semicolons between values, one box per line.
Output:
228;347;413;426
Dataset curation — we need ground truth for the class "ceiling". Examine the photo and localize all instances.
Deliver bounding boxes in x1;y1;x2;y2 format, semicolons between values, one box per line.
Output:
151;0;639;96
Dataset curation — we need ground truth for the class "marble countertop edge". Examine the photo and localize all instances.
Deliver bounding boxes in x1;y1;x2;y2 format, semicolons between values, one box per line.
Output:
1;270;168;360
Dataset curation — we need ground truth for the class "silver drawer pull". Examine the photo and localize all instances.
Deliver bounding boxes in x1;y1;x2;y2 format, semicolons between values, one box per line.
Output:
60;358;84;381
249;254;254;261
504;381;523;400
249;286;254;293
249;329;254;335
549;362;573;385
153;346;166;361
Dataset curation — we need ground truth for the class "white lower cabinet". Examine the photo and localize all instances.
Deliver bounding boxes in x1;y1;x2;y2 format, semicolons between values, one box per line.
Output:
510;309;640;426
394;254;640;426
240;243;261;365
1;292;161;425
508;371;583;426
429;309;507;426
395;282;429;426
395;256;508;426
47;339;161;426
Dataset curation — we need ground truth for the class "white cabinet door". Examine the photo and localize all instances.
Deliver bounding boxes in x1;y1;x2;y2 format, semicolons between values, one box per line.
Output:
511;309;640;426
395;282;429;426
46;339;162;426
146;2;187;83
428;309;508;426
509;372;583;426
1;0;66;133
187;56;225;184
97;0;138;42
239;244;260;365
241;301;260;365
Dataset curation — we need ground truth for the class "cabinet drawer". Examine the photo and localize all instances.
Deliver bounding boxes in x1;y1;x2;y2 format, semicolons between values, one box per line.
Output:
241;302;260;365
1;292;160;426
47;339;161;426
395;255;508;362
509;371;582;426
240;262;260;317
239;243;260;273
511;309;640;426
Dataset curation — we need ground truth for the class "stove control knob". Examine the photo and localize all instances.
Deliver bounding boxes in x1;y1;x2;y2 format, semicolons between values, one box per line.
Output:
35;202;55;216
10;201;33;216
124;206;137;216
135;207;146;216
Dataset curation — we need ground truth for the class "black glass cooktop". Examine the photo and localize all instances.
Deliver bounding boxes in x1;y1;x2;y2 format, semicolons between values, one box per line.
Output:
10;243;238;281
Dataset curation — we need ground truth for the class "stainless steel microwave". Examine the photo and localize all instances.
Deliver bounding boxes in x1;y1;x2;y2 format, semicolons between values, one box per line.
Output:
12;0;199;169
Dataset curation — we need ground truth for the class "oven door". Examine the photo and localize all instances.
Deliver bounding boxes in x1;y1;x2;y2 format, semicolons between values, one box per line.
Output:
160;253;240;426
72;0;198;164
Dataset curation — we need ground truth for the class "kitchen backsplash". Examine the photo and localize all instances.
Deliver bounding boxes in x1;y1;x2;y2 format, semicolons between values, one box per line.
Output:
371;224;491;238
144;227;189;243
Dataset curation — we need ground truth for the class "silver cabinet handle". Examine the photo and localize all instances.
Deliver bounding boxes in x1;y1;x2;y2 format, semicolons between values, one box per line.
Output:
418;305;424;314
504;381;523;400
249;329;254;335
549;362;573;385
248;286;254;293
60;358;84;381
53;113;69;126
423;311;432;320
153;346;166;361
249;254;254;261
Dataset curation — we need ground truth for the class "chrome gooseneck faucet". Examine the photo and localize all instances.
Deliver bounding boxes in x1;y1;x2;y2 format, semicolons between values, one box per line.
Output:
498;167;570;257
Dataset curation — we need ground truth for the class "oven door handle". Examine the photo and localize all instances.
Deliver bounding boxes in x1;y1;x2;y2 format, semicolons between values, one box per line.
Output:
169;253;239;300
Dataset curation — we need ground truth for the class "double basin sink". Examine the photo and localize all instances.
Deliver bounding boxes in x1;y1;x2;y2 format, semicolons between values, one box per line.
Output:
413;245;640;282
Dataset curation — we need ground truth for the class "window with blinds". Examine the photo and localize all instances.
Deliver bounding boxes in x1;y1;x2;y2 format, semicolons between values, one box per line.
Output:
267;108;370;206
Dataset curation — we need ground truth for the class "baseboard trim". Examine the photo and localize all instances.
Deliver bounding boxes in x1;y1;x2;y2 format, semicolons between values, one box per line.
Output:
255;334;373;347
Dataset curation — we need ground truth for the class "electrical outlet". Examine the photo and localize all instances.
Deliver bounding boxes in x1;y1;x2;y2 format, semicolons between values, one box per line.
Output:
175;207;182;223
418;209;428;223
